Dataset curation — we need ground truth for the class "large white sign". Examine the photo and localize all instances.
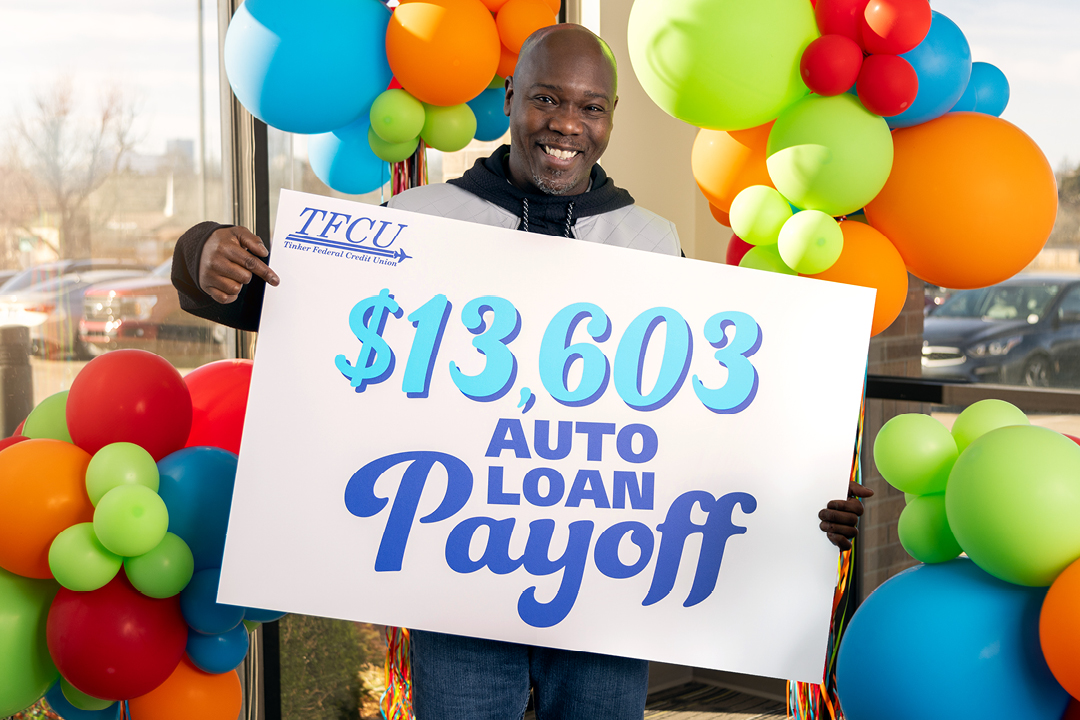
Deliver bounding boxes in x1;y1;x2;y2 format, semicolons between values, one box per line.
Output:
218;189;875;683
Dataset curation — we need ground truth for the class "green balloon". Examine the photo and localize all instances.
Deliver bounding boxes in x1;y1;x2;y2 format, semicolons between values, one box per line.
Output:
47;523;122;592
93;485;169;558
0;567;59;716
367;126;420;164
951;399;1029;453
777;210;843;274
60;678;112;711
420;103;477;153
738;244;796;275
243;619;262;633
729;185;792;246
947;425;1080;586
873;413;957;495
898;493;962;564
766;94;894;216
124;532;194;599
85;442;160;507
369;89;426;145
627;0;814;130
22;391;72;443
487;74;505;90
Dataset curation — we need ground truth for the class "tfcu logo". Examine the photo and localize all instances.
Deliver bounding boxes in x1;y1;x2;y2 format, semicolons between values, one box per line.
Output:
282;206;412;266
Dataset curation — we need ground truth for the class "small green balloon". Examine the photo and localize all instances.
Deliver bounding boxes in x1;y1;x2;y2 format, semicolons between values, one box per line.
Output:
124;532;195;599
60;678;112;712
729;185;792;246
739;244;797;275
85;442;160;507
946;425;1080;586
951;399;1029;454
93;485;169;558
420;103;477;153
48;523;122;592
766;93;894;216
904;492;917;504
898;493;962;564
243;619;262;633
487;74;505;90
22;391;72;443
367;126;420;164
873;414;957;495
369;89;426;145
0;567;59;717
777;210;844;274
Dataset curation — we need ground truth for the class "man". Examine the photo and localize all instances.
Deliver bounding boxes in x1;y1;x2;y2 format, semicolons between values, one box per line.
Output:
173;24;870;720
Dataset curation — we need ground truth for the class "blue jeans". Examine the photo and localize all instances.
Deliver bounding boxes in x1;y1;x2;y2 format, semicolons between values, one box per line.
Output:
410;630;649;720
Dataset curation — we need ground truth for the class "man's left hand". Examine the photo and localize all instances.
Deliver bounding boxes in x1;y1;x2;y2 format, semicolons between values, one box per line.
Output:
819;481;874;551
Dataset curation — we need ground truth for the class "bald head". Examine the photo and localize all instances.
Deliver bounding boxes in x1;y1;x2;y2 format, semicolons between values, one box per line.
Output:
515;24;618;96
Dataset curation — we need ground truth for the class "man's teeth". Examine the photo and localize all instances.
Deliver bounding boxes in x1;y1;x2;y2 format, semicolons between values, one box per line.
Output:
543;146;579;160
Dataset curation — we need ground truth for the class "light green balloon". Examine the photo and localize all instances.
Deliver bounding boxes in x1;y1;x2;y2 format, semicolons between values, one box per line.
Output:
125;532;194;599
85;442;160;507
766;93;894;216
369;89;426;145
487;74;505;90
93;485;169;558
47;523;122;592
60;678;112;711
243;619;262;633
951;399;1029;454
367;126;420;164
778;210;843;274
627;0;815;130
873;413;957;495
22;391;71;443
420;103;477;153
898;493;962;564
946;425;1080;586
738;244;796;275
729;185;792;246
0;567;59;717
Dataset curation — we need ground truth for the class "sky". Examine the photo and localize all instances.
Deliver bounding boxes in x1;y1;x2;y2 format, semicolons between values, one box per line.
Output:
0;0;1076;169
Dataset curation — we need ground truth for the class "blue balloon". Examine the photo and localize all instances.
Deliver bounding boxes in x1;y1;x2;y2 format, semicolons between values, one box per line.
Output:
180;568;245;635
157;447;237;571
186;623;250;674
467;88;510;142
308;117;390;195
836;559;1069;720
887;12;972;129
952;61;1010;117
223;0;392;134
243;607;288;623
44;681;120;720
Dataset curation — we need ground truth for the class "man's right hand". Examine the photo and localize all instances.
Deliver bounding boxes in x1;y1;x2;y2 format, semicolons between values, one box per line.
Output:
198;226;281;304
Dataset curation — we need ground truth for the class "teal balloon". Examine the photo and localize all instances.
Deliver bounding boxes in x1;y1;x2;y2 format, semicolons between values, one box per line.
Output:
0;567;59;716
45;681;120;720
946;425;1080;586
729;185;791;246
367;126;419;164
738;244;796;275
420;103;477;153
898;493;962;563
627;0;815;130
951;399;1028;453
85;442;160;506
22;391;71;443
369;89;426;145
124;532;194;599
47;523;122;592
766;93;894;217
873;413;957;495
308;117;389;195
467;87;510;142
93;485;170;558
777;210;843;274
952;62;1010;117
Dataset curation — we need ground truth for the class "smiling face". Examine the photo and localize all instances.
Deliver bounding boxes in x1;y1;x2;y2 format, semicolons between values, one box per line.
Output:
504;26;618;196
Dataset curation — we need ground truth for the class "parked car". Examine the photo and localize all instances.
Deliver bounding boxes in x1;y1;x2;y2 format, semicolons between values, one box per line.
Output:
79;260;230;366
922;275;1080;387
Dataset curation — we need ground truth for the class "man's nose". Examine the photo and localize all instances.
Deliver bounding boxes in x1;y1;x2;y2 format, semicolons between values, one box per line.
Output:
548;106;583;135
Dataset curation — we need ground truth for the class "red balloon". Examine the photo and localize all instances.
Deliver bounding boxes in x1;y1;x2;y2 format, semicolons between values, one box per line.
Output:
726;234;754;266
47;572;187;700
815;0;871;44
857;53;918;117
12;419;24;437
66;350;192;462
1064;698;1080;720
859;0;932;55
184;359;253;455
0;435;29;453
1065;434;1080;448
801;34;865;96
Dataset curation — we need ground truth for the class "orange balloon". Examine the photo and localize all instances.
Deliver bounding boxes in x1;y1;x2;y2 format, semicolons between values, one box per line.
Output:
496;0;557;55
128;657;241;720
1040;556;1080;700
864;112;1057;289
709;204;730;226
479;0;511;9
0;439;92;579
387;0;501;107
498;44;519;79
805;220;908;337
691;122;774;214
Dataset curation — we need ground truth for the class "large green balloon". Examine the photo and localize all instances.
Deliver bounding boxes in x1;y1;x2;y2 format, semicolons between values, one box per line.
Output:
729;185;791;246
766;94;894;216
946;425;1080;586
898;493;962;564
85;442;160;506
93;485;169;558
420;103;477;153
951;399;1029;453
627;0;815;130
369;88;426;145
873;413;957;495
125;532;194;599
367;126;420;164
0;567;60;716
22;391;72;443
47;522;122;592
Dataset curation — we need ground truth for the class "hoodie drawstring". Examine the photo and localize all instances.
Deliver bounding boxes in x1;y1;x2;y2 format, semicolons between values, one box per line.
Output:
522;198;576;238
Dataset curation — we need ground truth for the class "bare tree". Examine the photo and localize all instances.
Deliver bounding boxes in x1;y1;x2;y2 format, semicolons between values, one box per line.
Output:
1049;159;1080;247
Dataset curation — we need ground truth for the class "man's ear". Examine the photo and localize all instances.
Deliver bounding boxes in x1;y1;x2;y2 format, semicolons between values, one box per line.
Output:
503;76;514;117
